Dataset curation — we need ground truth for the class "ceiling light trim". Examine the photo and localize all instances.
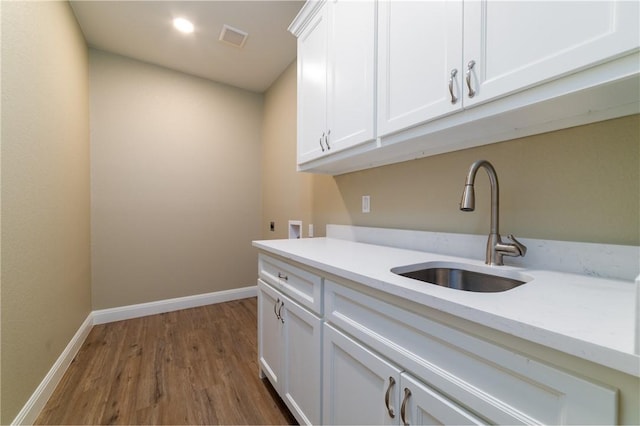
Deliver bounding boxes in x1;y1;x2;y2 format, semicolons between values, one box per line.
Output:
173;17;194;34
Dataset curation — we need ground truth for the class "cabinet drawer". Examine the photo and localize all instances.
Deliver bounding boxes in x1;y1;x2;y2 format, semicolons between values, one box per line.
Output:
324;280;617;425
259;254;322;315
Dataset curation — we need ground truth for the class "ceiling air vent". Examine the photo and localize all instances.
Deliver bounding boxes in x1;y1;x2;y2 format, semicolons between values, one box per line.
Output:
219;24;248;48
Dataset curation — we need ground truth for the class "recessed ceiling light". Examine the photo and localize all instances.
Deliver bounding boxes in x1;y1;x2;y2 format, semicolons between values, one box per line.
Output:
173;17;194;34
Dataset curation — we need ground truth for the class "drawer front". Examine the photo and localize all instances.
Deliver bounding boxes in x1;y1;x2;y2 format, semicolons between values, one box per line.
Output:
325;280;617;425
259;254;322;315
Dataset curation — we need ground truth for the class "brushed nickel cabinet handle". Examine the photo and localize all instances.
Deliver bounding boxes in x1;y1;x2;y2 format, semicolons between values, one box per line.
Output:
466;60;476;98
277;272;288;281
448;68;458;104
319;132;325;152
400;387;411;426
277;300;284;323
384;376;396;418
273;298;280;320
325;129;331;150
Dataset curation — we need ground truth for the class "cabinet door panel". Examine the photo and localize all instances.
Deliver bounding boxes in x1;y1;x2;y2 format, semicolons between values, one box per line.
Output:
400;373;486;426
323;324;401;425
378;0;463;136
327;0;376;152
325;279;617;424
282;296;322;425
463;0;640;106
257;280;283;386
298;6;328;164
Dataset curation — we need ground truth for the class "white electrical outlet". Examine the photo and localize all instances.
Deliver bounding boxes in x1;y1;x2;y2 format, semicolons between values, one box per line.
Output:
362;195;370;213
308;224;314;238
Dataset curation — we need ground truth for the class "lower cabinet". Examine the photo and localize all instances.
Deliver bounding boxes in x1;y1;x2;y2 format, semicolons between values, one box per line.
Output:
256;253;626;424
323;322;402;425
257;279;283;387
257;279;322;425
323;323;484;425
324;279;618;425
400;373;484;426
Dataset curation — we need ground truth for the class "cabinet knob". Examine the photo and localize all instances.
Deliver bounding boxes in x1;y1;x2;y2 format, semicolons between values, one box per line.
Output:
466;60;476;98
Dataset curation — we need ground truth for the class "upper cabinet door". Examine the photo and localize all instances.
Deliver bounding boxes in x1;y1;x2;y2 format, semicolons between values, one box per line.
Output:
297;6;328;164
462;0;640;107
377;0;463;137
327;0;376;153
296;0;376;165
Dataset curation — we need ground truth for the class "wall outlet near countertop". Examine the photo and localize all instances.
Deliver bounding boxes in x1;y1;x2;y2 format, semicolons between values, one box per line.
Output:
362;195;370;213
308;224;314;238
635;275;640;355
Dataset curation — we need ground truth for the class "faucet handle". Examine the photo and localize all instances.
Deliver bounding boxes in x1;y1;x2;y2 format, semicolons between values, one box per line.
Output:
506;234;527;257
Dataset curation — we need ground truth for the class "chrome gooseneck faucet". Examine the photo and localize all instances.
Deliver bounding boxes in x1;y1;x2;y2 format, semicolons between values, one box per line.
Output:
460;160;526;266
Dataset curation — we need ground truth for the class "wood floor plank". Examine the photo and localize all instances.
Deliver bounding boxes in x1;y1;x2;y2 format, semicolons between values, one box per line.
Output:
99;317;145;425
35;298;297;425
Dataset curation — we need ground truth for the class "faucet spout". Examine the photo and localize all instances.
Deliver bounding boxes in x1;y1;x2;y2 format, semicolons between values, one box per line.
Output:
460;160;525;266
460;160;500;236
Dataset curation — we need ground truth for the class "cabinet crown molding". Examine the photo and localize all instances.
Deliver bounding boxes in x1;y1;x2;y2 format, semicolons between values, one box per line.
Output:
288;0;326;36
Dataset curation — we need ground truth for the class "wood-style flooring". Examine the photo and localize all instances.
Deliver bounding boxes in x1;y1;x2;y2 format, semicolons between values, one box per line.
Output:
35;298;297;425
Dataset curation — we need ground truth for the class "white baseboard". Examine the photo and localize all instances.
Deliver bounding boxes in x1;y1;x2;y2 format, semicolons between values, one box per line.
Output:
92;285;257;325
11;313;94;426
12;285;257;425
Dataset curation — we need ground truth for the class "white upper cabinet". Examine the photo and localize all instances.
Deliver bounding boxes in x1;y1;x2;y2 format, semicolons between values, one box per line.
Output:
327;1;376;154
377;0;463;136
291;0;639;174
297;6;328;164
378;0;640;137
292;0;376;165
462;0;640;107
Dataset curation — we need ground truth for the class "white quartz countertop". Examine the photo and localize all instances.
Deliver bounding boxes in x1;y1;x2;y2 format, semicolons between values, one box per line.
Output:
253;237;639;377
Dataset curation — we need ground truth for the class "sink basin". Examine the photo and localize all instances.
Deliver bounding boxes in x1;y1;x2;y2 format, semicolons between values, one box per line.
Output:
391;262;530;293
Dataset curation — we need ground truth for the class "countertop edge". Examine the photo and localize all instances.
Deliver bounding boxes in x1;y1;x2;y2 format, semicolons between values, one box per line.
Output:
252;239;640;377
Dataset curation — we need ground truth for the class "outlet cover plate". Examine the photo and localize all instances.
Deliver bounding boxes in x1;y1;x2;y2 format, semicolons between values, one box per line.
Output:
362;195;370;213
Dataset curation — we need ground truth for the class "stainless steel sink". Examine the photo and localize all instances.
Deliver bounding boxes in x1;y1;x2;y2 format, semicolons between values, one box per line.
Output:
391;262;530;293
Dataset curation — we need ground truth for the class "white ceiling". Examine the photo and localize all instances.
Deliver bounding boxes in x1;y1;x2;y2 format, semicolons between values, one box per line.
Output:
70;1;304;93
